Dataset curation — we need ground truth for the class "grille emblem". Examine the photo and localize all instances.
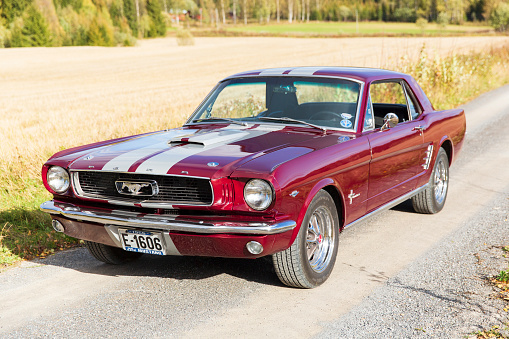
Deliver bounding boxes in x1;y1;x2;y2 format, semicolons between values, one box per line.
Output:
115;180;159;196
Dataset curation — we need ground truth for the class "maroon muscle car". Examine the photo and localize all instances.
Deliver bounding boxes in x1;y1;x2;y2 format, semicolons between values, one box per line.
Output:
40;67;466;288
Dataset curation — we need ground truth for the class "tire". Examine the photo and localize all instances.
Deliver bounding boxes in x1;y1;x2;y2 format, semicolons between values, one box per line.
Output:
272;190;340;288
85;241;143;265
412;147;449;214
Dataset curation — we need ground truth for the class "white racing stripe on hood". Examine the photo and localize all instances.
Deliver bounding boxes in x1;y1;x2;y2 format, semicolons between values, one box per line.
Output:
135;124;284;175
102;129;197;172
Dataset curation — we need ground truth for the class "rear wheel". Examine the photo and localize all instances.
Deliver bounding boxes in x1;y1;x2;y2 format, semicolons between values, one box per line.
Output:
85;241;143;265
412;147;449;214
272;190;339;288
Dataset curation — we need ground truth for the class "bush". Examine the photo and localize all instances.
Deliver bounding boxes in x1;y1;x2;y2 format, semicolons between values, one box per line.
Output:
416;17;428;33
176;28;194;46
437;12;449;29
491;2;509;32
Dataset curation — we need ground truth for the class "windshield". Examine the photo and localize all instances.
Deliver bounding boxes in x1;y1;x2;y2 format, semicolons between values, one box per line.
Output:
187;77;361;131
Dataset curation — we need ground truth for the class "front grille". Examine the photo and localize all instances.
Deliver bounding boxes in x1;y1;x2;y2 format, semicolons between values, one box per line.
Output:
73;171;213;206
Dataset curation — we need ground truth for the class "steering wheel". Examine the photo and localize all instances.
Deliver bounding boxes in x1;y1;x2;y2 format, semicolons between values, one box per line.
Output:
309;111;342;121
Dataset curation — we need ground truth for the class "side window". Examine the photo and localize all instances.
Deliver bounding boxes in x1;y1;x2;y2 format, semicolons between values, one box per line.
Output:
403;83;421;120
363;95;374;130
369;81;411;128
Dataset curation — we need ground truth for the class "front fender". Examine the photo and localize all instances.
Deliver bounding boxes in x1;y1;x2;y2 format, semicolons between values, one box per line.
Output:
287;178;345;246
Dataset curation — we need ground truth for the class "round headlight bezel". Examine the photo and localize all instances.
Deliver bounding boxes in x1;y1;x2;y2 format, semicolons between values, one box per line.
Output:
47;166;70;194
243;179;274;211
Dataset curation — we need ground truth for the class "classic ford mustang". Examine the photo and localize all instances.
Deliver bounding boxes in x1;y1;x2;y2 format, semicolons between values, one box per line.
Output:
40;67;466;288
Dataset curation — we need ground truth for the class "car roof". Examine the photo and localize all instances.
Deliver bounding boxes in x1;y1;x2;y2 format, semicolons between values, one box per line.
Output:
224;67;411;83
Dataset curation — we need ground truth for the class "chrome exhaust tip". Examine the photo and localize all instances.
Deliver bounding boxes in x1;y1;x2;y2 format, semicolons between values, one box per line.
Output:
52;220;65;233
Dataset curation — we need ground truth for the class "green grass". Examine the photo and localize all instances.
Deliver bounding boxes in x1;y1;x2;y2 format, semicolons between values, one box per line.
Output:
0;175;79;268
221;21;493;36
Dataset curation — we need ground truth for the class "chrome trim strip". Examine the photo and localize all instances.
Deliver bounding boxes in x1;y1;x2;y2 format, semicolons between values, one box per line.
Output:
344;183;428;229
40;201;296;235
71;171;215;208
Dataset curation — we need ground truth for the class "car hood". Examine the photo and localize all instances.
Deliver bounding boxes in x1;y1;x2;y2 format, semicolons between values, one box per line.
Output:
58;124;352;179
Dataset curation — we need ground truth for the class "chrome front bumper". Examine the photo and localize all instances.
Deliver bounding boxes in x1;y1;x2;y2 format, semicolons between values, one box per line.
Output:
40;201;296;235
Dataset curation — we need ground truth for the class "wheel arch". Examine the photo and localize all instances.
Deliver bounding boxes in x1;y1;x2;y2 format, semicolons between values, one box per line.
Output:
439;137;453;166
322;185;345;228
291;179;345;245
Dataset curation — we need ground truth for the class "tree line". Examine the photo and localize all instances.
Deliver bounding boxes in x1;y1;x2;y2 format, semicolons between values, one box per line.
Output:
0;0;167;47
0;0;508;48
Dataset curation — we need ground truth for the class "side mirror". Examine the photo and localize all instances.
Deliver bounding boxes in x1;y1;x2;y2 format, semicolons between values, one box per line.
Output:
381;113;399;130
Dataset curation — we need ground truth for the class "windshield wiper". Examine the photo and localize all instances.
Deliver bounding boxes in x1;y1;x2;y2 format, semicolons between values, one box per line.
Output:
257;117;327;133
190;117;248;127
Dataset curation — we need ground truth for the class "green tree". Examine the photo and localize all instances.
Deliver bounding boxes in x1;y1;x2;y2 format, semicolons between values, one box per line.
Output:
1;0;32;24
22;6;52;46
123;0;138;36
54;0;83;11
146;0;165;37
491;2;509;31
87;16;114;46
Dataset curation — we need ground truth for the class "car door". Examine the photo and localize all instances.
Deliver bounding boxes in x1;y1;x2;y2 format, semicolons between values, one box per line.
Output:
364;80;427;212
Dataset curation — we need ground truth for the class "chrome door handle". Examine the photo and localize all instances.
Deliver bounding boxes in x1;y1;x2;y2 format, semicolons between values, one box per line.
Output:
413;126;425;131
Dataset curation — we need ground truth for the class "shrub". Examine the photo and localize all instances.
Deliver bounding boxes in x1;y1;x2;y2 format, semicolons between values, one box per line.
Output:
416;17;428;33
437;12;449;29
176;28;194;46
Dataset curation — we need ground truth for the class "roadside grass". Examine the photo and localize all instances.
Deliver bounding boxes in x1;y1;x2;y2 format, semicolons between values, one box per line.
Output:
0;174;80;268
474;252;509;338
209;21;493;37
396;43;509;110
1;40;509;267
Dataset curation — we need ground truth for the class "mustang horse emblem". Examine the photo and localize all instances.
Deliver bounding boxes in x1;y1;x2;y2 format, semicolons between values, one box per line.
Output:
115;180;158;196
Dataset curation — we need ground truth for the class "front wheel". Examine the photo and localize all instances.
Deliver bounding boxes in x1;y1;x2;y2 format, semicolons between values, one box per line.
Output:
412;147;449;214
272;190;340;288
85;241;143;265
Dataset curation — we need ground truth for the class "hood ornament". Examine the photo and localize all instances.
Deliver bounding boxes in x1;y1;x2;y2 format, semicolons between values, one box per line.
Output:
207;162;219;167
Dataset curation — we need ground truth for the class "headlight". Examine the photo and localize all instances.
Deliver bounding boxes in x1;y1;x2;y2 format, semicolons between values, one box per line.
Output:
47;166;70;194
244;179;273;211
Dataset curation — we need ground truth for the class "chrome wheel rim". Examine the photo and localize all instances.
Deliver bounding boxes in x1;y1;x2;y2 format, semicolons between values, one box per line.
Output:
434;158;448;205
306;206;335;273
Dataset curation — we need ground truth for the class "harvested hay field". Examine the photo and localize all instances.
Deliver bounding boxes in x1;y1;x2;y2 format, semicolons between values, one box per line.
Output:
1;36;508;182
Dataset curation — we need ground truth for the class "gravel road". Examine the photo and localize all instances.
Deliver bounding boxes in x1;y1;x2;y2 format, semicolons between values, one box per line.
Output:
1;85;508;338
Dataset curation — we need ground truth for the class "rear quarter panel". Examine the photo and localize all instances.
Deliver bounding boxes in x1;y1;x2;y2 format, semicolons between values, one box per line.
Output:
416;108;466;187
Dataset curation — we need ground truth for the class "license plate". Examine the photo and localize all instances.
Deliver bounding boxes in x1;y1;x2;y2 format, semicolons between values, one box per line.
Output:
119;229;166;255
